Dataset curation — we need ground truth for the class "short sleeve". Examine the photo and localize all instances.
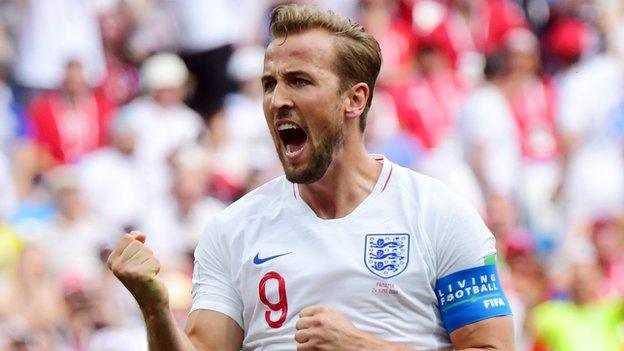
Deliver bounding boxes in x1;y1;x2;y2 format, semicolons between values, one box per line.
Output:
426;181;511;333
430;184;496;277
190;219;244;328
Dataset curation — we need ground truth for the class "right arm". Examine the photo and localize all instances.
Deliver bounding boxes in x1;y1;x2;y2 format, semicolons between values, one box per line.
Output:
107;232;243;351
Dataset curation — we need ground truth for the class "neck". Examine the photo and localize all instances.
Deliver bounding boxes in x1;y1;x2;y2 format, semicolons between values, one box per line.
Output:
298;139;382;219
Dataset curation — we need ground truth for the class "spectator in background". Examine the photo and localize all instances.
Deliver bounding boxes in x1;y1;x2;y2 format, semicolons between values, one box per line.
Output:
360;0;418;85
412;0;526;85
141;146;224;266
11;0;106;107
165;0;240;119
553;10;624;231
217;45;279;195
97;1;140;108
27;60;114;167
79;116;146;237
543;16;593;74
591;217;624;299
530;249;624;351
0;245;65;350
387;45;467;153
505;28;561;239
38;167;111;281
120;52;204;225
458;51;521;206
502;231;551;350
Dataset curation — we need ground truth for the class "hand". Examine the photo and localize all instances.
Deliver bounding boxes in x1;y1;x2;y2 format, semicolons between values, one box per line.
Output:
107;231;169;312
294;305;370;351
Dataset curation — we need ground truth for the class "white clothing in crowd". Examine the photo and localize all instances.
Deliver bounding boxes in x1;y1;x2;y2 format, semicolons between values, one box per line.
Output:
121;96;204;204
13;0;106;89
0;152;17;221
39;214;110;281
142;196;224;264
165;0;243;52
79;147;146;235
556;53;624;223
458;84;521;198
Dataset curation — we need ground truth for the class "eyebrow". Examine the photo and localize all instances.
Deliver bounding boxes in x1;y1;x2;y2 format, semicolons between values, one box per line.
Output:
262;70;312;82
283;70;311;78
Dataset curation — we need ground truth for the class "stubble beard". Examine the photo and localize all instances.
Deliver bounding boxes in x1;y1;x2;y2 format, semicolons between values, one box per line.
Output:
280;119;345;184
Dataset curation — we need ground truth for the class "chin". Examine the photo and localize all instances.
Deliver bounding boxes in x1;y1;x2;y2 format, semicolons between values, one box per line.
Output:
283;163;328;184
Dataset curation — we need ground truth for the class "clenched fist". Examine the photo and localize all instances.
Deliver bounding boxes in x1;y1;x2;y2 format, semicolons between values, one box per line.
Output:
107;231;169;312
295;305;374;351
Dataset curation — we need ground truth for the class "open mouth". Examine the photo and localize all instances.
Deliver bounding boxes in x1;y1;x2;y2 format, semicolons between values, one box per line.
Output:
277;122;308;155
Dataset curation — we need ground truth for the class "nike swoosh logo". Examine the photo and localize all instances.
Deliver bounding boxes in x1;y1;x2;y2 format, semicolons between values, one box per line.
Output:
253;252;292;265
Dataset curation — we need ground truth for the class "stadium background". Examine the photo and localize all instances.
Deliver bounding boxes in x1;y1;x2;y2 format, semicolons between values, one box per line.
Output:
0;0;623;350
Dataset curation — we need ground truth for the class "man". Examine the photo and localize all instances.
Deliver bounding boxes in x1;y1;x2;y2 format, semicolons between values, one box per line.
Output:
28;59;114;165
107;5;514;350
118;53;205;221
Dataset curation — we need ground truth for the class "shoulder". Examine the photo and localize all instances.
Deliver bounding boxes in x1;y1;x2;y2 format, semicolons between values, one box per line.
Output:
118;97;151;122
392;164;465;210
27;93;56;114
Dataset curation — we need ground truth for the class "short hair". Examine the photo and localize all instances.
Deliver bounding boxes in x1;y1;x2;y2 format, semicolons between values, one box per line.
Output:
270;4;382;132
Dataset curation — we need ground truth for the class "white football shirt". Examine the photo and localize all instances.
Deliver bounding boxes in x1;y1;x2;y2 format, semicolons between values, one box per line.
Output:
191;156;497;350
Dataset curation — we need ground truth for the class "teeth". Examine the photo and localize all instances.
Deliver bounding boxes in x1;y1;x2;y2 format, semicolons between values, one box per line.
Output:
277;123;299;131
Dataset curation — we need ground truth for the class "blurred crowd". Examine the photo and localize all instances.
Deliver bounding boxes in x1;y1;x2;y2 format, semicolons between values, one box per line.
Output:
0;0;623;350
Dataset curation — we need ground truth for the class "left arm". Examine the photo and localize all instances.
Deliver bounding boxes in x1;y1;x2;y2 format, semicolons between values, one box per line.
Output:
294;305;514;351
449;315;514;350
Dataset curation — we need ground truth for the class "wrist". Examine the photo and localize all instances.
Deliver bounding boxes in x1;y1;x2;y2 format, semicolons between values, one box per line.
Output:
140;300;171;319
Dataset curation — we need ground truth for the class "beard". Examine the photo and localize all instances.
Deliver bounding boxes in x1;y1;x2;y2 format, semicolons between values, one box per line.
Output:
280;119;345;184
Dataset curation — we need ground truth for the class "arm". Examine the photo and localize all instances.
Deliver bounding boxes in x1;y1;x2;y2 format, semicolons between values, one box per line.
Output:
468;142;492;197
107;232;243;351
450;316;515;350
294;305;513;350
551;131;581;203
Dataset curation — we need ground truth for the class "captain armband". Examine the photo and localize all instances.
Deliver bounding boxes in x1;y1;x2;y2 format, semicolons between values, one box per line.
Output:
435;264;512;333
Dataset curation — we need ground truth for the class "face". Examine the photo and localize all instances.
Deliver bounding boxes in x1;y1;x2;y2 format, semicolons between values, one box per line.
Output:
569;262;601;304
262;30;347;184
64;61;89;96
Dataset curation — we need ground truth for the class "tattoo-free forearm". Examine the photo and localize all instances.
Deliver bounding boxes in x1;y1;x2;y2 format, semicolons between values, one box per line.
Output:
142;305;197;351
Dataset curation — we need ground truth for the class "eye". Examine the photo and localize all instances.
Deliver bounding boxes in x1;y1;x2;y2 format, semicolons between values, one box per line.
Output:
263;80;276;92
293;78;310;87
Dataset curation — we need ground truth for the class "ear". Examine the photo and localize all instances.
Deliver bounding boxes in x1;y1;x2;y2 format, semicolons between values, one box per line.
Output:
344;82;370;121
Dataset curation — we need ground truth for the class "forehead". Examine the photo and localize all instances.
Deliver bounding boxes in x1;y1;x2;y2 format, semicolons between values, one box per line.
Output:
264;29;337;75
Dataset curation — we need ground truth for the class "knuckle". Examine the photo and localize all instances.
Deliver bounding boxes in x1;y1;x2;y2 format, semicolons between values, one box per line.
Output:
109;259;122;273
314;316;325;326
294;331;305;343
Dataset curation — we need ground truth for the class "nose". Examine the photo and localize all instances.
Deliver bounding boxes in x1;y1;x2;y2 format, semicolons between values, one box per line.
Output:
269;82;293;112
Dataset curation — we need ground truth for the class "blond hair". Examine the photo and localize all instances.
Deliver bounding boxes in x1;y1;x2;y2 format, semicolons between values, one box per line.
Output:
270;4;382;132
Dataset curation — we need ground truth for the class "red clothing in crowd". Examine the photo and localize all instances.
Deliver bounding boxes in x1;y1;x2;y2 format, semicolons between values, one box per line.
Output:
510;78;560;162
28;92;114;164
97;55;140;107
413;0;527;68
388;69;467;150
371;17;419;82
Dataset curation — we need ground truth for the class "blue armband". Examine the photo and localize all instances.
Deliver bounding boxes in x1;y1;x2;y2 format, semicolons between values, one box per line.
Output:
435;264;512;333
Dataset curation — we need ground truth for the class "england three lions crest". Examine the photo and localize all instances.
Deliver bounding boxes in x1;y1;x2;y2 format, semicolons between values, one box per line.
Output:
365;234;410;279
